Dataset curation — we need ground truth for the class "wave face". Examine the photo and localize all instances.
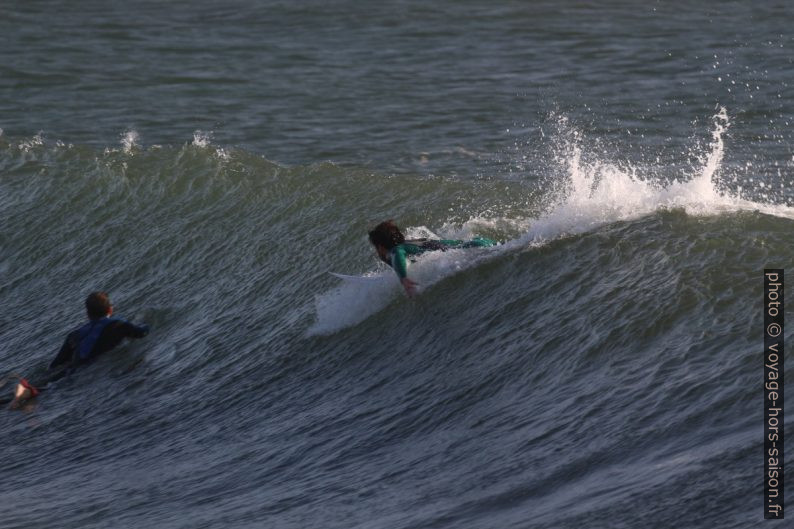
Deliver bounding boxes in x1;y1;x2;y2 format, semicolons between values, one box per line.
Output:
2;1;794;528
1;109;790;528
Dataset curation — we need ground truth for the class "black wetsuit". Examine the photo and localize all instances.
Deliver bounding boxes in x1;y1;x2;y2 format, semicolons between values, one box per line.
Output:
1;318;149;405
34;318;149;388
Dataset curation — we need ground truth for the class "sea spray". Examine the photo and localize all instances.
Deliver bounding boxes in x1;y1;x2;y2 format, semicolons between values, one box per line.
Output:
121;130;140;154
311;107;794;334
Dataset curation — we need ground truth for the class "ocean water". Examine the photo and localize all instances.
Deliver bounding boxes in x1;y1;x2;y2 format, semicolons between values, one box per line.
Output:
1;1;792;528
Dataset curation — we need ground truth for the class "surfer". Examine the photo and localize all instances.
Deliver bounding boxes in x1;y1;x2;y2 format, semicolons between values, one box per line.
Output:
368;220;496;297
4;292;150;409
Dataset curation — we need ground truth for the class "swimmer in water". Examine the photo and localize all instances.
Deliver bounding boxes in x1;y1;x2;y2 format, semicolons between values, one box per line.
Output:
368;220;496;297
4;292;149;409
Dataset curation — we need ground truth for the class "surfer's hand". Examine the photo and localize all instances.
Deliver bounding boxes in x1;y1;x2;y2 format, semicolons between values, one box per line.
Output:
401;277;418;297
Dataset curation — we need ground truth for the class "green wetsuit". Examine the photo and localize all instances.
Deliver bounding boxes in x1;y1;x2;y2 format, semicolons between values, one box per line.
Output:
385;237;496;279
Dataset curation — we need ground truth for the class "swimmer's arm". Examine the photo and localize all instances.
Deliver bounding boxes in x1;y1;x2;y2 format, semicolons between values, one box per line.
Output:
391;247;418;297
390;246;409;279
49;332;78;369
121;321;150;338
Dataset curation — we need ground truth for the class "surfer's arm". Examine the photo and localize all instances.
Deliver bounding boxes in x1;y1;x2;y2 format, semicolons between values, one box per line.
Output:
77;321;149;363
389;247;418;296
121;321;150;338
49;332;78;369
400;277;418;297
390;246;409;279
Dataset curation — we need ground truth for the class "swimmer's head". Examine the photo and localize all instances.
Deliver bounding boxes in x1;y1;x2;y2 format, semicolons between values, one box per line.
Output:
369;220;405;263
368;220;405;250
85;291;113;320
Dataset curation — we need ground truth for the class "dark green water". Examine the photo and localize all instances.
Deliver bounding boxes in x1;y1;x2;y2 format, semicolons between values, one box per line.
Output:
1;1;792;528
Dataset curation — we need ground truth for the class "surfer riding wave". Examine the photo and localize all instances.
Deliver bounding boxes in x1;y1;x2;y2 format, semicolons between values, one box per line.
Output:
368;220;496;297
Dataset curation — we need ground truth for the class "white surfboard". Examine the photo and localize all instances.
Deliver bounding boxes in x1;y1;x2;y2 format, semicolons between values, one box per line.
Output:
329;272;384;283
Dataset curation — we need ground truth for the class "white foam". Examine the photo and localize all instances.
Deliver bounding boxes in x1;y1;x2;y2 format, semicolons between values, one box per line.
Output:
516;107;794;246
192;130;212;148
308;271;400;335
309;244;501;336
310;107;794;334
121;130;139;153
17;133;44;152
190;130;230;161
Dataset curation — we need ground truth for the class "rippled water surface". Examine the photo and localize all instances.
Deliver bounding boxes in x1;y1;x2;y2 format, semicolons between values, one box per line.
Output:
1;2;792;528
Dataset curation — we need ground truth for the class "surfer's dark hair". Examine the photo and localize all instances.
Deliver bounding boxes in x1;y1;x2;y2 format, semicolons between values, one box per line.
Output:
85;291;112;320
369;220;405;250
